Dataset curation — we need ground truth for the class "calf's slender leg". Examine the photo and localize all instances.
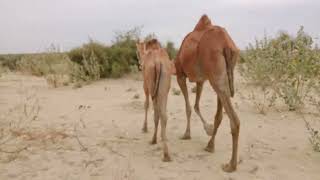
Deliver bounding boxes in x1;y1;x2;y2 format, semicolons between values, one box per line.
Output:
151;99;159;144
142;91;149;133
158;95;171;162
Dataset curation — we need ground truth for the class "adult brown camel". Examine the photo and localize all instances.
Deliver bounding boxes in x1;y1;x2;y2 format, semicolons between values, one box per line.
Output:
175;15;240;172
136;39;175;162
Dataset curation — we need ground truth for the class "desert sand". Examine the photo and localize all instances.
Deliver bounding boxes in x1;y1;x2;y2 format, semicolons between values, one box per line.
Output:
0;72;319;180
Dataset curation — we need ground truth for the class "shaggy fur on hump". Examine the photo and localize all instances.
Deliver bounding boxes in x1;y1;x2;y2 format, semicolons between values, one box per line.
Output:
193;14;214;31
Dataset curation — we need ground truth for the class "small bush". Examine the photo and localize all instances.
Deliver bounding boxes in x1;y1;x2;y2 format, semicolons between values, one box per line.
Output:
68;40;109;78
248;88;277;114
304;118;320;152
45;74;70;88
172;88;181;96
69;51;101;83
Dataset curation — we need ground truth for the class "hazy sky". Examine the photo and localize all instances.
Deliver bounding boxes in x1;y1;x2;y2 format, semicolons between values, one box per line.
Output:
0;0;319;54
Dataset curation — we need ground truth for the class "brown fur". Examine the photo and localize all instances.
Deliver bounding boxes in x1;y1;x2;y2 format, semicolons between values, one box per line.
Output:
136;39;175;162
175;15;240;172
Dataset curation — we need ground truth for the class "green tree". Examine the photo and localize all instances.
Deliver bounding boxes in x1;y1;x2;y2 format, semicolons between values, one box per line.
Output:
165;41;177;60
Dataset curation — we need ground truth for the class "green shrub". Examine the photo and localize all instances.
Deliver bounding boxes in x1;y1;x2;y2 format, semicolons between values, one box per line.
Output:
67;27;141;79
240;26;320;111
68;40;109;78
109;27;141;75
165;41;177;60
0;54;22;70
69;51;101;83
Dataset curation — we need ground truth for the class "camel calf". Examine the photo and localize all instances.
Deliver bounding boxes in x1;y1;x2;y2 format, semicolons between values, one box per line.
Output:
136;39;175;161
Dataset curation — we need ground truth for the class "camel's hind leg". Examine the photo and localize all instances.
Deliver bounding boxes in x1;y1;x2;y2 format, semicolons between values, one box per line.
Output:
142;87;149;133
151;99;160;144
203;51;239;172
194;81;206;124
208;75;240;173
177;75;192;139
205;96;223;152
158;95;171;162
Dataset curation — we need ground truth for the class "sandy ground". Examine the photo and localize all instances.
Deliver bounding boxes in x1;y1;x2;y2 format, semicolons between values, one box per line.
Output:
0;72;319;180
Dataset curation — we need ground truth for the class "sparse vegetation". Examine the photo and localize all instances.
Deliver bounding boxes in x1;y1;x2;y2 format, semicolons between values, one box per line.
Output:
240;26;320;111
248;89;277;115
16;52;70;77
303;114;320;152
45;74;70;88
0;27;179;90
172;88;181;96
0;54;23;71
0;88;70;161
68;28;141;80
69;51;101;85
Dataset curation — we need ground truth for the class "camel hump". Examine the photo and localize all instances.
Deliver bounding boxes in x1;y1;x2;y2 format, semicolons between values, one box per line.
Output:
193;14;214;31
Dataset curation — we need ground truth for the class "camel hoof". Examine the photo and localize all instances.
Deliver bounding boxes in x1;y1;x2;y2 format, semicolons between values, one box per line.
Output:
204;123;214;136
150;139;157;145
142;127;148;133
204;146;214;153
162;155;172;162
221;163;237;173
180;133;191;140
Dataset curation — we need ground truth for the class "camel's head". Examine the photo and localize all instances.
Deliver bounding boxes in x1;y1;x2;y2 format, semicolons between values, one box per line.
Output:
145;39;161;51
136;39;162;70
135;40;146;70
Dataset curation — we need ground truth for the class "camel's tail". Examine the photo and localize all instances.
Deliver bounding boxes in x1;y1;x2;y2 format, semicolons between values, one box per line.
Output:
151;62;162;100
223;48;238;97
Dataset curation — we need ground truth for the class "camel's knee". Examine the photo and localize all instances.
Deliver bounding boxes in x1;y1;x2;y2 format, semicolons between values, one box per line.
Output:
230;120;240;135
